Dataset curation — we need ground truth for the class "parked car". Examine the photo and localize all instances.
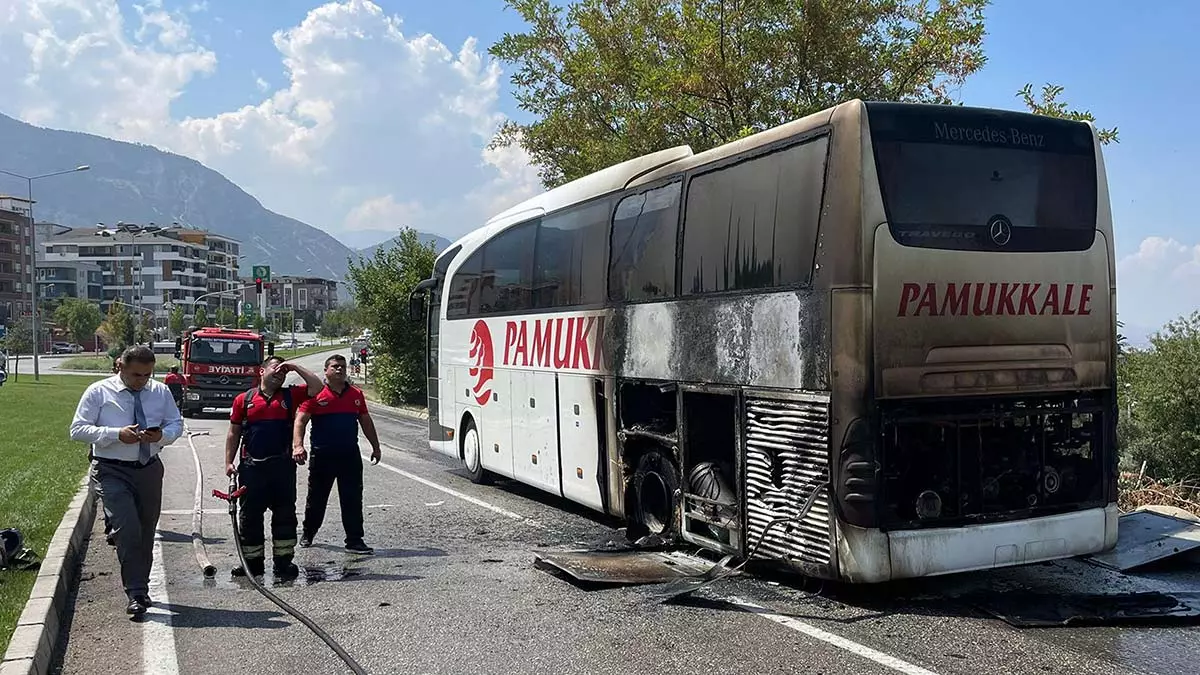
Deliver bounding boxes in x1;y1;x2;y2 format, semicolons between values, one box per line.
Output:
50;342;83;354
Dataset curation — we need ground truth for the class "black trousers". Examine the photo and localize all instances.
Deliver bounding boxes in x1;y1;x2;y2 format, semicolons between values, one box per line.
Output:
302;448;364;544
237;458;298;561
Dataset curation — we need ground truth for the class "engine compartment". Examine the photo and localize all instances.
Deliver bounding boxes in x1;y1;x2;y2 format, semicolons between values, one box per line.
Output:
879;394;1110;529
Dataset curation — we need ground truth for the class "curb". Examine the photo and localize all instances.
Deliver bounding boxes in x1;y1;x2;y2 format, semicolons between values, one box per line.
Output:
1;474;96;675
363;396;429;422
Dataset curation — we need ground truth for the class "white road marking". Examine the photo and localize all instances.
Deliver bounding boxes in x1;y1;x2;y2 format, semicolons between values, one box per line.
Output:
143;529;181;675
718;596;940;675
365;443;939;674
369;446;540;527
160;508;225;516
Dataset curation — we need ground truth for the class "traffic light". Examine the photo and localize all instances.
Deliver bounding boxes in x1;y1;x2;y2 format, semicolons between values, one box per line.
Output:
255;276;262;293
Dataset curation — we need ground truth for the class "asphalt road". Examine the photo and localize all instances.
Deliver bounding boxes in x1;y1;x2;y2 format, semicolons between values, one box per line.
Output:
47;350;1200;674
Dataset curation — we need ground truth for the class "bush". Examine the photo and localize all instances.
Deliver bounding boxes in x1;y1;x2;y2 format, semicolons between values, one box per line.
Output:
1118;311;1200;483
367;352;423;406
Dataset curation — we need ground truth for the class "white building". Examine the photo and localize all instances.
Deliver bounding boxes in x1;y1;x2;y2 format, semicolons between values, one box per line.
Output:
40;224;242;330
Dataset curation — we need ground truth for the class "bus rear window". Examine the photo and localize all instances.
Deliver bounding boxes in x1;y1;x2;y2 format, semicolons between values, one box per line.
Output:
868;103;1098;252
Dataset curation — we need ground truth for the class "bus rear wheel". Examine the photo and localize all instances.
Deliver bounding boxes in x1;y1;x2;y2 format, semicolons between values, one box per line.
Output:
629;449;680;541
461;418;488;485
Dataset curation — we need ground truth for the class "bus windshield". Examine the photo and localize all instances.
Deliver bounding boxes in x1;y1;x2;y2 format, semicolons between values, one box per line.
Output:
868;103;1098;253
188;337;262;365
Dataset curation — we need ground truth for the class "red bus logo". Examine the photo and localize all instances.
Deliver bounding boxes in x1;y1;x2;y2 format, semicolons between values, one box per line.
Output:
468;319;494;406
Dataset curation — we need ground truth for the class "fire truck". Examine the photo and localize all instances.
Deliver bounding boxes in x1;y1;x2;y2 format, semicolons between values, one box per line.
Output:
174;326;274;417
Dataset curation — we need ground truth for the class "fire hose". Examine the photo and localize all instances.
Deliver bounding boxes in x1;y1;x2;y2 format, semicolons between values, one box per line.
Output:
212;473;368;675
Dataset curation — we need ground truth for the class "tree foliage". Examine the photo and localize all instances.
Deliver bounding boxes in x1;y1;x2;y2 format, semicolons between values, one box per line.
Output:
194;305;209;328
1119;312;1200;483
215;307;236;328
1017;83;1119;145
319;306;360;339
98;302;136;354
490;0;990;187
53;298;102;348
169;304;188;336
345;228;436;405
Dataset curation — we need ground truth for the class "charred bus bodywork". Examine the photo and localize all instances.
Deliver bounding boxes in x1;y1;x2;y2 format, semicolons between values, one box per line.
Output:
419;99;1118;584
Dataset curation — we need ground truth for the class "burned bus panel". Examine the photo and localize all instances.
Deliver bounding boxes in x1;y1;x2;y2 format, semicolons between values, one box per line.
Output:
880;394;1110;529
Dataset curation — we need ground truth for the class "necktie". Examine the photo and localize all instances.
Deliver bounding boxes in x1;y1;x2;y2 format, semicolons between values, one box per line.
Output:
131;389;154;464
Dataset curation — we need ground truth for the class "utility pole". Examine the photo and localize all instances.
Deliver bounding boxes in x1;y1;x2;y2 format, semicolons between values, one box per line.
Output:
0;164;90;381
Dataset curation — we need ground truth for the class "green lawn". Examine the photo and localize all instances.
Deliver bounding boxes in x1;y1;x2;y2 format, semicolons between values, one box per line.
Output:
0;374;103;653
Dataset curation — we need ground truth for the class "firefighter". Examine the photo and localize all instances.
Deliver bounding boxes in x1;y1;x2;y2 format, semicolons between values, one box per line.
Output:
163;366;185;409
224;356;323;578
293;354;382;554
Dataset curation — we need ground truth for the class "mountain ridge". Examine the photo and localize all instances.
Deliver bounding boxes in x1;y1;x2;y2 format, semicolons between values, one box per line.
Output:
0;113;354;281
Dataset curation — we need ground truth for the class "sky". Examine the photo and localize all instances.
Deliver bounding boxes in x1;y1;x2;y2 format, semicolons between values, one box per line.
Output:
0;0;1195;343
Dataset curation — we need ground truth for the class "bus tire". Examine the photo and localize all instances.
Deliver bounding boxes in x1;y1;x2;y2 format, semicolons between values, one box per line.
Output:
629;449;680;541
460;417;489;485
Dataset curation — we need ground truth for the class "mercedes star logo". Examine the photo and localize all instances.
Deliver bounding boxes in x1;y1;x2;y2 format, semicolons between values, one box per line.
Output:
219;375;229;385
989;216;1012;246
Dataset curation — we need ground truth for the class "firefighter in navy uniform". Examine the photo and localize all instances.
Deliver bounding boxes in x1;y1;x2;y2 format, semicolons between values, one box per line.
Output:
224;356;323;578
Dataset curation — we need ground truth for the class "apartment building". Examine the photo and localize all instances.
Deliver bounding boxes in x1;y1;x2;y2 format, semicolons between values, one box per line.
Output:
40;224;242;330
166;227;242;316
0;197;33;326
241;274;338;325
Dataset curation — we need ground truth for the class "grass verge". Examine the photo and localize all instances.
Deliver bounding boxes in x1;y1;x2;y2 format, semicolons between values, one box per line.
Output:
358;381;427;417
0;374;103;653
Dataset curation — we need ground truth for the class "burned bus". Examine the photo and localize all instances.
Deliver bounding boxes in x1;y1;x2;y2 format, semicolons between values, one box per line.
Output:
410;99;1118;582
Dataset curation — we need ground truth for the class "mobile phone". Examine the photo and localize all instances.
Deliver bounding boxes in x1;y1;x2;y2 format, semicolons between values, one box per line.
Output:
144;426;161;432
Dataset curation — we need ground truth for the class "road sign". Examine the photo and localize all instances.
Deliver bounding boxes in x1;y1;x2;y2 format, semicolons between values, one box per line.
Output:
252;265;271;282
243;302;254;312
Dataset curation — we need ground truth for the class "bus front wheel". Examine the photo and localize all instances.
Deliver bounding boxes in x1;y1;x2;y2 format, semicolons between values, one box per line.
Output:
629;449;680;541
461;418;488;485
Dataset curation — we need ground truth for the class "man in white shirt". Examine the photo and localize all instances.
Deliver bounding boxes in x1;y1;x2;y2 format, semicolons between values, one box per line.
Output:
70;345;183;616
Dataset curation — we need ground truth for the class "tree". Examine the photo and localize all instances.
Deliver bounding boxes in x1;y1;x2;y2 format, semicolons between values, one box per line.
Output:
169;304;188;336
1017;83;1119;145
193;305;209;328
215;307;236;328
319;306;360;339
1;320;34;382
98;302;136;354
345;228;436;405
54;298;103;349
490;0;990;187
1120;311;1200;483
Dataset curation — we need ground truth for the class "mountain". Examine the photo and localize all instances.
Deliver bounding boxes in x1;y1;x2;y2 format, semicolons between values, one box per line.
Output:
356;232;453;260
0;113;354;281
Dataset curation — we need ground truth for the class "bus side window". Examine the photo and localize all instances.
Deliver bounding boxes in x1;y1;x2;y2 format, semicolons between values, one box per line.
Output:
479;219;537;314
534;198;612;309
681;136;828;295
446;253;482;319
608;181;682;302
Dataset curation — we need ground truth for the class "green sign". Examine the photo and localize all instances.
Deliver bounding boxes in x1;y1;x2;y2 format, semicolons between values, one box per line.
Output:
252;265;271;282
243;302;254;312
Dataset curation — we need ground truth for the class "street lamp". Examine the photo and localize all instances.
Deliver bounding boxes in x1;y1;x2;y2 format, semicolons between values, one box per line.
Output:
0;164;90;381
190;284;257;330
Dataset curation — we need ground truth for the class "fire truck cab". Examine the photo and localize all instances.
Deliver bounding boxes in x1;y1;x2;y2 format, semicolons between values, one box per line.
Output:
174;327;274;417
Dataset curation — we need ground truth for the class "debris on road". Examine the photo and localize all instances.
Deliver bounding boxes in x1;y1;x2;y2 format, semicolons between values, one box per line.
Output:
1085;510;1200;572
969;590;1200;627
533;549;715;585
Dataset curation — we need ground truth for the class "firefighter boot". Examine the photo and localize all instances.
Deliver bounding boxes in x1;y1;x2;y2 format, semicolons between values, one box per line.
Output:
274;555;299;580
231;557;265;577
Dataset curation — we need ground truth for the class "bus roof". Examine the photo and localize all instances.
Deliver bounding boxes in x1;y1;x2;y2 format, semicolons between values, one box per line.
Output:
626;104;841;190
445;144;694;256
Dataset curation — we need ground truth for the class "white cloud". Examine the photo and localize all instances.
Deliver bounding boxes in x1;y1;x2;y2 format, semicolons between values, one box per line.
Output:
0;0;542;246
343;195;424;231
1116;236;1200;337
